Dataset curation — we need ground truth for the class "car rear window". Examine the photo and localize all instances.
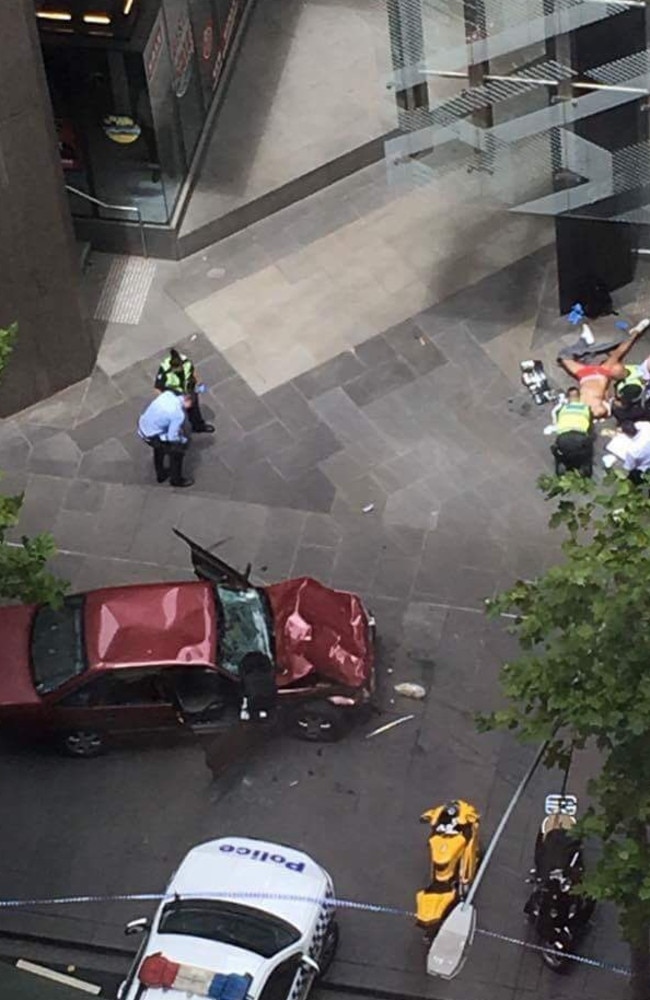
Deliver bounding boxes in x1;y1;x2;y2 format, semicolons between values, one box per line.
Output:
216;586;273;676
31;596;86;694
157;900;300;959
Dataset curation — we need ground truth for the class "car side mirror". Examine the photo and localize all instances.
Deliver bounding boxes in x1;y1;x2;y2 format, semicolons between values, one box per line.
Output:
301;955;320;974
124;917;150;936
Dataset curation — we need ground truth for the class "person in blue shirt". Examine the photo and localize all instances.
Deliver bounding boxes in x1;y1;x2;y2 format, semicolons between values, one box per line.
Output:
137;391;194;487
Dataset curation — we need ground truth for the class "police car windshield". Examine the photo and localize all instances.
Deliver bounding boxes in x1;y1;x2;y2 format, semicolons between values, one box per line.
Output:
158;900;301;959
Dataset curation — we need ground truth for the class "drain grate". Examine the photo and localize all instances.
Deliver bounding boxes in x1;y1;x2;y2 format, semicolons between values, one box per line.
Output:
94;256;156;325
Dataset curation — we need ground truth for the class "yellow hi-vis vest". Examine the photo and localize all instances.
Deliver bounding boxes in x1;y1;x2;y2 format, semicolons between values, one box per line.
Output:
160;354;193;392
556;401;591;434
617;364;644;392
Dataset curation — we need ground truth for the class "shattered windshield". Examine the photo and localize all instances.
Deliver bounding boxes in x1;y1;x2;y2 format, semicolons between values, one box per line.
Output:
158;900;300;958
216;586;272;676
31;596;86;694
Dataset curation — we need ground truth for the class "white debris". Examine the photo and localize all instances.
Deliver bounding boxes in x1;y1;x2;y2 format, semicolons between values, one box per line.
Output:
365;715;415;739
394;682;426;699
362;503;375;513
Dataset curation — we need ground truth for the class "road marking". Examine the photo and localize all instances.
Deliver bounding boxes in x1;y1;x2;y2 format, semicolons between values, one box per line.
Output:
16;960;101;994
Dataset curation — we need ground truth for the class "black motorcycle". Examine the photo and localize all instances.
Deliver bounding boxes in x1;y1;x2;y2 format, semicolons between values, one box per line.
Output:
524;794;595;971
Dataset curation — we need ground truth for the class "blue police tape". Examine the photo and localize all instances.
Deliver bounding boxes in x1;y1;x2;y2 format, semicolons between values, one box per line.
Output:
0;890;631;977
476;927;631;977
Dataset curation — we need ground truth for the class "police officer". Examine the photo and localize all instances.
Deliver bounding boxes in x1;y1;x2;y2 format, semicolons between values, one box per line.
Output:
551;387;594;477
155;348;214;434
137;390;194;487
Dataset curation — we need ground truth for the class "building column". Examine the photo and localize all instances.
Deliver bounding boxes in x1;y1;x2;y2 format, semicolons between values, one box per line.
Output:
0;0;96;416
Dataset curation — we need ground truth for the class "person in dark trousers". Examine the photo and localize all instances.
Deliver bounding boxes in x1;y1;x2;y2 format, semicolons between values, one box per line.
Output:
611;383;650;427
137;390;194;488
154;348;215;434
550;387;594;477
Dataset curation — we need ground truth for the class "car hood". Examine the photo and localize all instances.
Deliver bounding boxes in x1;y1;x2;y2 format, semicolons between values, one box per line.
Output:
0;604;39;707
167;837;329;932
264;578;372;688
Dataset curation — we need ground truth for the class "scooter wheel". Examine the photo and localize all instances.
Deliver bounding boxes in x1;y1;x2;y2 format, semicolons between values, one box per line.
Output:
541;946;567;972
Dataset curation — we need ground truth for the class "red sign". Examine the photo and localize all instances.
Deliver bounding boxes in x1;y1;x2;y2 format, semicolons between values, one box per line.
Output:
145;13;164;83
170;10;195;98
211;0;240;89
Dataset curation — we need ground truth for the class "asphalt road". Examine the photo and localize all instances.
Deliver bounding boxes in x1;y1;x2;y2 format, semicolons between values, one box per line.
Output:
0;606;629;1000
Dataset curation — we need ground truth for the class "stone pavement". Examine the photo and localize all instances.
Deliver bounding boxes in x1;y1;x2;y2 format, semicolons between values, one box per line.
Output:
2;161;650;999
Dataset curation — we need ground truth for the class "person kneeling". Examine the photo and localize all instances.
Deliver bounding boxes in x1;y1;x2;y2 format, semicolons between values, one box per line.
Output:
550;387;594;478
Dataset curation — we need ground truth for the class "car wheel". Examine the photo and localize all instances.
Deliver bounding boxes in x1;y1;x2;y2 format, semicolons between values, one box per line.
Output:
60;730;106;758
288;702;348;742
317;920;339;977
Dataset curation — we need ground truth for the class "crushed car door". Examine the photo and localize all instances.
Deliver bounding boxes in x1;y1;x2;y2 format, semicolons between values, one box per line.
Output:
173;527;251;588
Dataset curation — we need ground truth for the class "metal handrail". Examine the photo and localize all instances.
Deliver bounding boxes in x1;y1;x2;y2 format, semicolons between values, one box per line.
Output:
65;184;147;258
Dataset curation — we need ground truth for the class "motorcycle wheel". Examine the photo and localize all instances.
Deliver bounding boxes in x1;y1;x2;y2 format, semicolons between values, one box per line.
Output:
541;945;568;972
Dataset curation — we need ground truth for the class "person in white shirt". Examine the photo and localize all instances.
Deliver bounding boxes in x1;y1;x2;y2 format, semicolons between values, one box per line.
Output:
619;420;650;484
137;391;193;487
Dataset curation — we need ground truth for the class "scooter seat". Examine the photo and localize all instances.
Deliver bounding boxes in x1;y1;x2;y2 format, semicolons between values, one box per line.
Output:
416;888;456;928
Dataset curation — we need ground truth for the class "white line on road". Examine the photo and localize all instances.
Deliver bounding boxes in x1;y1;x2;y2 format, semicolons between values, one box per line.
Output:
16;959;101;994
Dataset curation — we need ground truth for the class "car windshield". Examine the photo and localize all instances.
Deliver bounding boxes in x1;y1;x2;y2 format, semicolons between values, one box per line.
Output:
216;586;273;676
158;900;300;959
31;596;86;694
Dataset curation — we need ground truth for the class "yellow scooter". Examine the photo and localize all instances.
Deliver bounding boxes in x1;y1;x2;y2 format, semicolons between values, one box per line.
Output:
416;799;481;937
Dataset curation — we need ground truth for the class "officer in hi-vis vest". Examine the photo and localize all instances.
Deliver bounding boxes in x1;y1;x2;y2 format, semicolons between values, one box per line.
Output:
550;387;594;477
154;348;215;434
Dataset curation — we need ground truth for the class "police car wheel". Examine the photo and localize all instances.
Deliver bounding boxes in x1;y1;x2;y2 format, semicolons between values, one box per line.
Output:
317;920;339;976
60;729;106;758
289;702;347;742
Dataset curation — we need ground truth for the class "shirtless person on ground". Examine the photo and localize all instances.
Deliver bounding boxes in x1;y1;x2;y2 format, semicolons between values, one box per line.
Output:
558;319;650;418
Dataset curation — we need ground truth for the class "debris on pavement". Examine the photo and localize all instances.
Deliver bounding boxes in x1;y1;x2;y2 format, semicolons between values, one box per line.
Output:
362;503;375;513
394;682;427;700
365;715;415;739
289;780;299;787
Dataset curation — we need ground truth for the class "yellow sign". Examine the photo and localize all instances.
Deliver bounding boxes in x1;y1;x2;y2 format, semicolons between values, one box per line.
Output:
102;115;141;145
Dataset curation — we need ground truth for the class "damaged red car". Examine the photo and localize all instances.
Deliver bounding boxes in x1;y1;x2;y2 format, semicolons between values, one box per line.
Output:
0;531;375;757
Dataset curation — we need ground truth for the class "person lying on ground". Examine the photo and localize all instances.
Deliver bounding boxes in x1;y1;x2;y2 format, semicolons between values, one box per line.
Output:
558;318;650;418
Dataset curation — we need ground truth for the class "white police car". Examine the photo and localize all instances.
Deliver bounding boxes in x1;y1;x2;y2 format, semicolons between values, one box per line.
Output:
118;837;338;1000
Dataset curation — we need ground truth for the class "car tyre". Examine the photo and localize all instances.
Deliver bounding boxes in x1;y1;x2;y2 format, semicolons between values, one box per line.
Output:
317;919;339;977
60;729;106;758
288;701;348;742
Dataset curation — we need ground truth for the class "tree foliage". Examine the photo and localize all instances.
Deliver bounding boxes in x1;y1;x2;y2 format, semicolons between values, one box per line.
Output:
481;471;650;995
0;324;67;606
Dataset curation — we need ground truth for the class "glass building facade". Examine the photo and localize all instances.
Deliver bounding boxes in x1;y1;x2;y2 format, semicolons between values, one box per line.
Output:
35;0;246;224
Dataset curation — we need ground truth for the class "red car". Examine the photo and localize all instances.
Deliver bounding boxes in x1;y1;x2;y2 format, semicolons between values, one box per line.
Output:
0;532;375;757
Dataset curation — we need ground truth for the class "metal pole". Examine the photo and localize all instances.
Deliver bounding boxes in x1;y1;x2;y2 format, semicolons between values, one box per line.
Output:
464;740;548;907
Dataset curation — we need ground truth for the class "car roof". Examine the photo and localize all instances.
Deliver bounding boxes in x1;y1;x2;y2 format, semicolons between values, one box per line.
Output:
84;582;217;671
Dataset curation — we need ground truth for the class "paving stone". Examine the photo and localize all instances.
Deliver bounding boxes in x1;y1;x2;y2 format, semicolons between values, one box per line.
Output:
369;553;420;600
352;333;397;368
191;455;235;498
343;357;416;407
216;376;274;431
127;491;195;566
110;361;158;400
291;544;337;582
383;318;448;375
193;351;237;388
293;467;337;513
300;512;342;548
12;474;70;538
70;398;144;453
63;479;107;514
383;480;440;530
270;423;342;480
260;382;321;436
255;535;303;582
310;388;395;463
175;331;219;364
0;425;30;470
19;379;89;428
219;420;294;473
29;431;82;478
75;367;126;425
91;484;149;558
233;459;301;509
52;509;100;554
78;437;141;485
292;352;365;400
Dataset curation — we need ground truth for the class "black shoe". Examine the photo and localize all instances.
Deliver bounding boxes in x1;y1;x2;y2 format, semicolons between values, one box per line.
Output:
170;477;194;488
194;424;215;434
157;471;169;483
